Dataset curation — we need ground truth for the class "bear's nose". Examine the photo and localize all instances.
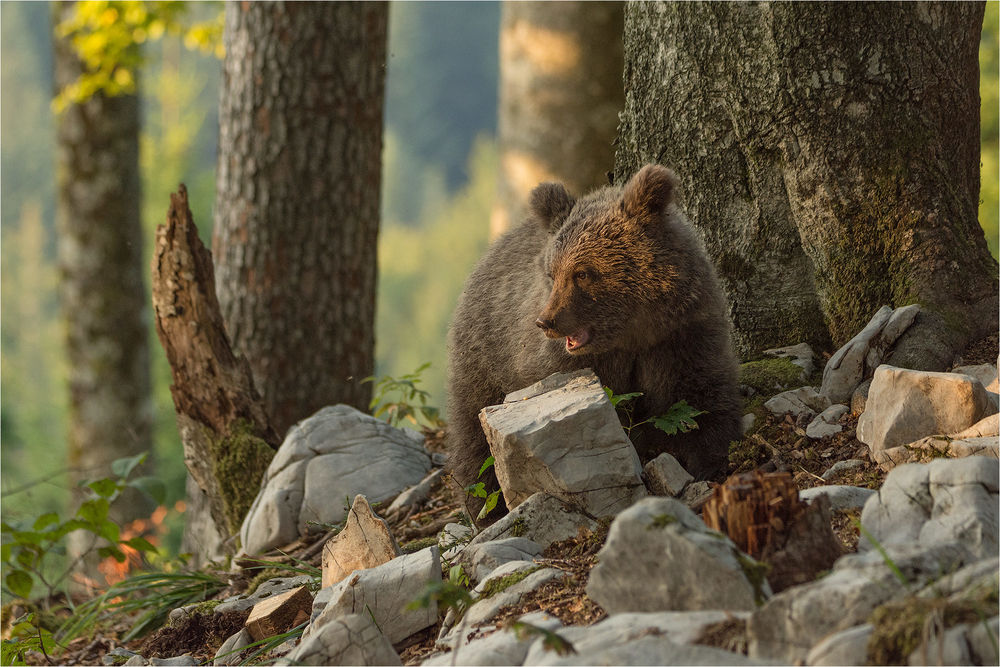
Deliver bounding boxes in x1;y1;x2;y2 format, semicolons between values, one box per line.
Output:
535;317;555;331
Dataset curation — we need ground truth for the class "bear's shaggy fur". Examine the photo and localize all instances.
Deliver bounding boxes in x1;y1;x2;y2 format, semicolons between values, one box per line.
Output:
446;165;741;518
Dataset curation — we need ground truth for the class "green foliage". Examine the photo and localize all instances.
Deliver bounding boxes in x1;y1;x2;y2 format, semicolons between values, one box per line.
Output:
57;566;227;643
980;1;999;258
1;453;163;602
604;387;707;437
466;456;502;521
1;612;56;666
507;620;577;656
53;1;223;112
407;578;474;620
364;362;445;430
738;358;805;397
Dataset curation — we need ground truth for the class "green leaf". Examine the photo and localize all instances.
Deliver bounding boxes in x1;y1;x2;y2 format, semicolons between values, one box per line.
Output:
477;456;495;478
477;491;500;520
111;452;147;479
651;400;707;436
603;387;643;407
88;477;121;499
32;513;61;531
124;536;159;554
6;570;33;598
98;545;126;563
128;476;167;505
466;482;486;499
98;519;121;543
77;498;110;525
1;543;11;562
15;549;36;569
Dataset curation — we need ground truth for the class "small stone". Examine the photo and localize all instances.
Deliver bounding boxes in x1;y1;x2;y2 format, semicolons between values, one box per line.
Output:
805;405;849;439
149;657;196;666
124;656;148;666
820;458;865;481
104;649;141;666
800;485;875;511
466;492;598;553
850;379;871;416
679;480;715;511
439;522;474;561
214;629;252;666
763;342;816;376
644;453;694;496
858;365;994;455
764;387;831;419
741;413;756;435
385;469;444;516
459;537;543;583
245;585;313;642
321;495;400;588
480;369;646;517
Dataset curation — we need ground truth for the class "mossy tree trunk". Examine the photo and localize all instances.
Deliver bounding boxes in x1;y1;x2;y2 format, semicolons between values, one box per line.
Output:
212;2;387;436
152;186;278;562
491;1;624;238
53;0;154;580
617;2;998;367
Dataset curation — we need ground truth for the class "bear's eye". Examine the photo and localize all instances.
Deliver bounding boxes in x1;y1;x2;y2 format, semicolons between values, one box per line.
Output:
574;270;591;283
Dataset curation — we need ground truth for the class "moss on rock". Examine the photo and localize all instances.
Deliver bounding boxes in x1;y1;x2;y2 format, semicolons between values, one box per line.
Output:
739;358;805;396
210;420;275;535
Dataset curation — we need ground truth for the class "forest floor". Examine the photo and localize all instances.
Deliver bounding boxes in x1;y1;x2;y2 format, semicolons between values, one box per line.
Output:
21;332;999;666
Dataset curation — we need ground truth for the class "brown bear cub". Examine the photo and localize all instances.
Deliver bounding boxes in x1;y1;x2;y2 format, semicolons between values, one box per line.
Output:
446;164;741;520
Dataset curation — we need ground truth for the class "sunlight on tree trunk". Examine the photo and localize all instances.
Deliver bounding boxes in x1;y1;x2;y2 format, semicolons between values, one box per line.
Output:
491;1;623;238
617;2;999;367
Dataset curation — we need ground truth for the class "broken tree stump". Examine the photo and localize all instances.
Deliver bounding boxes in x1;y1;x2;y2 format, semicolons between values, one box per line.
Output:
151;185;279;560
703;471;842;593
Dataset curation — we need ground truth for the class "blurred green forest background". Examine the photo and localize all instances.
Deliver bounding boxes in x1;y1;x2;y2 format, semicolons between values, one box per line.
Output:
1;1;997;557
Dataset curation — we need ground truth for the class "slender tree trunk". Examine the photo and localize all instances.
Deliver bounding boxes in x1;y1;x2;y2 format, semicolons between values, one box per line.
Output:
491;1;624;238
617;2;998;367
213;1;387;437
53;1;153;580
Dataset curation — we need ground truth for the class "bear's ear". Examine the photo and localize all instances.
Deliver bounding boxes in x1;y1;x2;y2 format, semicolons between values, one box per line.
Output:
529;182;575;232
622;164;679;221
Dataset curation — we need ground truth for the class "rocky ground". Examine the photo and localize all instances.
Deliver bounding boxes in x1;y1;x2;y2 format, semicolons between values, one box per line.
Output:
15;318;998;665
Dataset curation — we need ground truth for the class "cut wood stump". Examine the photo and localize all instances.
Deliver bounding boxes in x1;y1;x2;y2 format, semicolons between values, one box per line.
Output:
245;585;313;641
703;471;842;593
151;185;279;557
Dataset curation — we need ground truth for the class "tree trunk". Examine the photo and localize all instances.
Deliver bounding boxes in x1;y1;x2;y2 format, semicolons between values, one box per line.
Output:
53;0;154;580
213;1;387;437
491;1;624;238
617;2;998;367
152;186;278;562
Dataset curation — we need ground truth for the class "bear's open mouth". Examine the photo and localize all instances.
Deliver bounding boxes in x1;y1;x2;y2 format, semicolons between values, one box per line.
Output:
565;329;591;352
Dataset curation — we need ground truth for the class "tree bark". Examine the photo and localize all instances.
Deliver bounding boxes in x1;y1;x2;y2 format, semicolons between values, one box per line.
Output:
213;1;387;436
53;0;154;579
152;186;277;560
617;2;998;367
491;1;624;238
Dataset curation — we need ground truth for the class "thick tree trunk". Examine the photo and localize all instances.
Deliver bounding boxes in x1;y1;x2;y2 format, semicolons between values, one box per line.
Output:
152;186;278;561
617;2;998;367
491;1;624;238
213;1;387;436
53;1;154;579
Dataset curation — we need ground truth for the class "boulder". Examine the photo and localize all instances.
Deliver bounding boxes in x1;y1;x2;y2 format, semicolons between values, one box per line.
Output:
644;453;693;497
422;611;563;666
952;363;999;389
805;624;873;666
679;480;716;511
240;405;431;555
763;387;831;419
284;613;400;666
874;434;999;471
321;495;400;587
586;497;769;614
859;457;998;560
480;370;646;516
747;542;970;663
820;304;919;404
857;365;994;456
310;546;440;645
805;405;849;439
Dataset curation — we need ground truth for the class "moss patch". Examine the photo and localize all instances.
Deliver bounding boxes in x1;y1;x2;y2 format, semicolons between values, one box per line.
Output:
211;420;275;535
867;587;999;665
401;536;438;554
479;565;543;599
739;358;805;396
733;550;771;607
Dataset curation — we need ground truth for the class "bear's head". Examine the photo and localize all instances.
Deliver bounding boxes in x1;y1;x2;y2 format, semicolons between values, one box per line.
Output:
530;164;692;355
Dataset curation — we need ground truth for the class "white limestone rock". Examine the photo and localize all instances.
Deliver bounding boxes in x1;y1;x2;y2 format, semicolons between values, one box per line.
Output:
763;342;816;378
806;404;849;439
805;624;873;666
763;386;831;418
466;492;598;553
586;497;769;614
321;494;400;587
284;613;400;666
643;452;693;496
241;405;431;555
800;485;876;512
857;365;994;456
820;304;919;404
459;537;543;584
480;369;646;517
